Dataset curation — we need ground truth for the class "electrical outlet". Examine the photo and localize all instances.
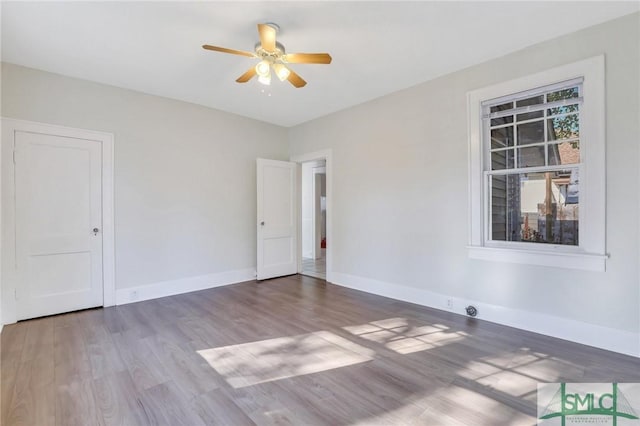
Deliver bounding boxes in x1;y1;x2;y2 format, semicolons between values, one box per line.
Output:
446;298;454;310
130;290;138;301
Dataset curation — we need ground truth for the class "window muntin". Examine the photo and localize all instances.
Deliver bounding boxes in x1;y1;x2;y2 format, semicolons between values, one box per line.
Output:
483;79;582;246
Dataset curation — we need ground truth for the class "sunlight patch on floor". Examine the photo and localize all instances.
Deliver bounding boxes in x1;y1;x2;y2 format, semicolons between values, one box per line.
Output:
348;382;535;426
343;318;468;354
462;348;574;402
435;384;534;424
348;400;435;426
513;357;583;383
457;360;505;381
197;331;374;388
476;370;540;397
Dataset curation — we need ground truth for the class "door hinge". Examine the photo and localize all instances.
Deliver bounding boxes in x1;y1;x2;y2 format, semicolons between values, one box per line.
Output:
13;150;16;164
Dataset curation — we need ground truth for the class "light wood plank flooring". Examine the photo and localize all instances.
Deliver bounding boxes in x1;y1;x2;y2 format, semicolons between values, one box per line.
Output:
301;249;326;280
2;275;639;425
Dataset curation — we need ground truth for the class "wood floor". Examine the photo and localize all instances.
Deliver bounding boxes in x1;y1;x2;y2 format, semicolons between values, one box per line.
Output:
2;275;639;426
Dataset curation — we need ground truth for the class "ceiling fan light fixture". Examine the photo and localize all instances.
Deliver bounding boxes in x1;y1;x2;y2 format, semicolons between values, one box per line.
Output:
273;63;291;82
258;73;271;86
255;60;270;77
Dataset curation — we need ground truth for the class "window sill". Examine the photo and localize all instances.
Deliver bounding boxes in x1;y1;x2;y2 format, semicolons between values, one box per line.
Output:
467;245;607;272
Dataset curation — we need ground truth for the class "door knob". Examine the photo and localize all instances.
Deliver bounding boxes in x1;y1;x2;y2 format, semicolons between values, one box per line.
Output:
93;227;100;235
260;221;265;226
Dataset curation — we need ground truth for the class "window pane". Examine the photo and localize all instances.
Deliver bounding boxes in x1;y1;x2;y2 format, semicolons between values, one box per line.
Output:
547;115;579;141
548;141;580;166
491;116;514;126
516;111;543;122
516;95;544;107
548;104;579;116
490;174;518;241
490;170;579;246
491;149;514;170
517;121;544;145
546;87;579;102
490;102;513;113
491;126;514;149
517;145;545;168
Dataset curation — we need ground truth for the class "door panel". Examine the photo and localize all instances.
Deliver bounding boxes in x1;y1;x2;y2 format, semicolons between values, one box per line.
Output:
257;159;297;280
263;238;294;265
29;252;92;296
15;131;103;320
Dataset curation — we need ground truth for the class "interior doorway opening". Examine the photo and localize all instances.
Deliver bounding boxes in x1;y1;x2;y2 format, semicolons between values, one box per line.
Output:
301;160;326;280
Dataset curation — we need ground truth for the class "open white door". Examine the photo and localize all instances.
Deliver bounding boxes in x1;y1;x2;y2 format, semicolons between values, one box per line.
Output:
257;159;297;280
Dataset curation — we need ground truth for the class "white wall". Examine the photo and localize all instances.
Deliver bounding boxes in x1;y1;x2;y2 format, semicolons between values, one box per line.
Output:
318;172;326;241
289;13;640;355
1;63;288;319
0;87;2;333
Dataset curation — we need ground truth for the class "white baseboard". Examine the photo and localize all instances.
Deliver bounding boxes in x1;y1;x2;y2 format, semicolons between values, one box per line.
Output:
331;272;639;358
115;268;256;305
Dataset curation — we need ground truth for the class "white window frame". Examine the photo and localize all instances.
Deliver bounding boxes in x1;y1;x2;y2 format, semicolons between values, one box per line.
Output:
467;56;607;271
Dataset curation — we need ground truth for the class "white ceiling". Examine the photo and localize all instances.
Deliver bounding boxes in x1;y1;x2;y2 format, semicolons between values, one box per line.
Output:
2;2;638;127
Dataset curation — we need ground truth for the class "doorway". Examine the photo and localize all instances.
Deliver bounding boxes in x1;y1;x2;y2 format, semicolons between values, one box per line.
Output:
301;160;326;279
291;149;332;282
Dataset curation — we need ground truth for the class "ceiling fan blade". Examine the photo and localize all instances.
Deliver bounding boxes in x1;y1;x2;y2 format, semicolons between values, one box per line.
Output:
287;69;307;88
258;24;276;52
284;53;332;64
236;67;257;83
202;45;255;58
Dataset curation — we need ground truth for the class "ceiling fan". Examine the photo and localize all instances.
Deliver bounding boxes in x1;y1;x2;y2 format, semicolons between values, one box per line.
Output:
202;23;332;88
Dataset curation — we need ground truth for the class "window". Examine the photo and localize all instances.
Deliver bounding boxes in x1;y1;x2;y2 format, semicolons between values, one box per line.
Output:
467;56;606;271
486;80;582;246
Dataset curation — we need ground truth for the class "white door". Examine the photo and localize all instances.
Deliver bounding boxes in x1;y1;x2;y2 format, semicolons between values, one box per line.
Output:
15;131;103;320
257;159;297;280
